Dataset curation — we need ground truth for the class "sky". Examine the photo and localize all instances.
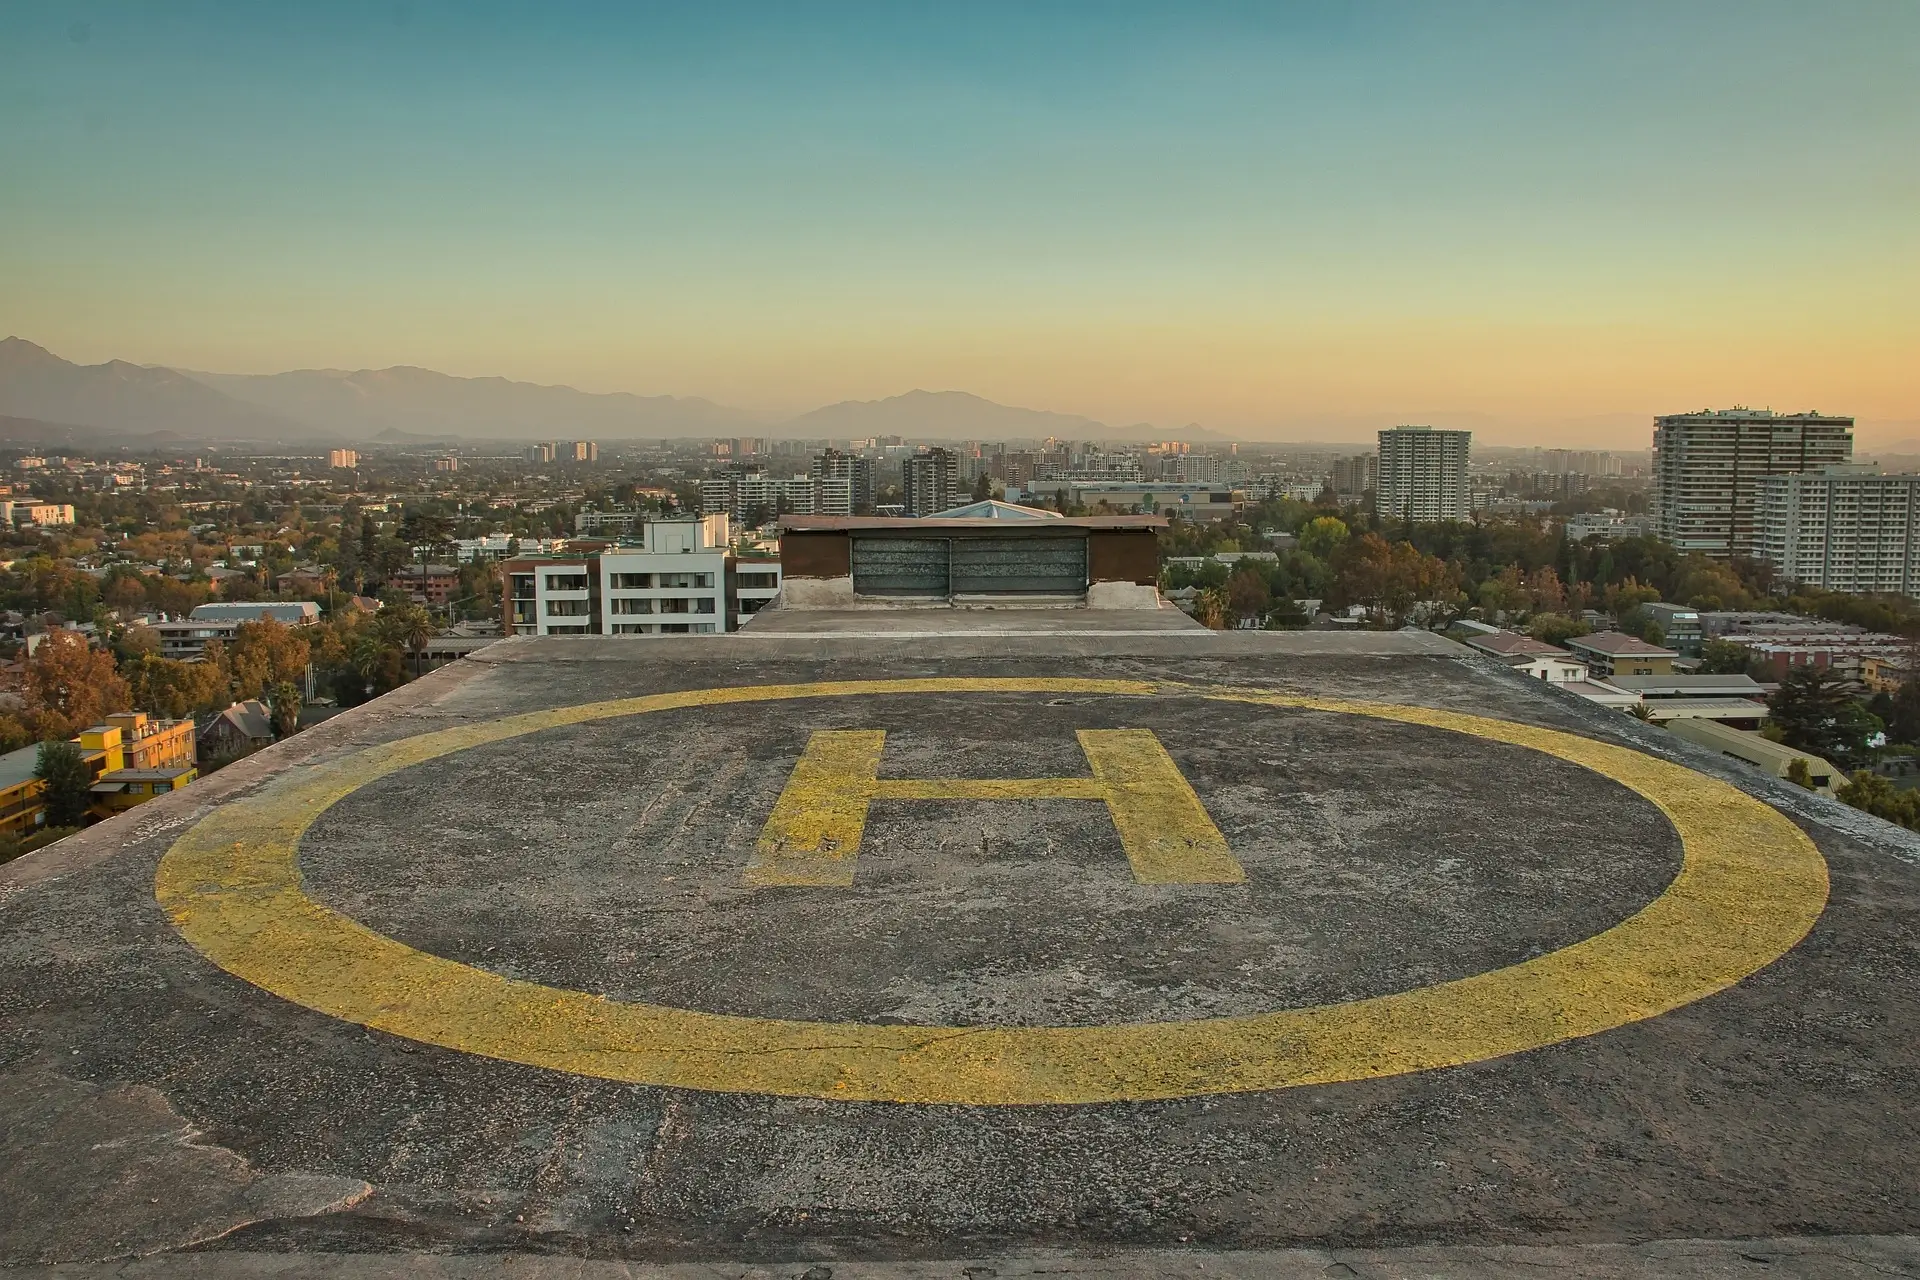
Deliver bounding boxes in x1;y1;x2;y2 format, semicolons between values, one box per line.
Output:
2;1;1916;446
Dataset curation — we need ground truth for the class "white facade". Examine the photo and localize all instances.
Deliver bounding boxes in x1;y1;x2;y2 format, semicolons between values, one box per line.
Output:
507;514;773;637
731;559;783;629
1756;466;1920;597
1376;427;1470;522
703;473;852;523
598;550;726;635
1651;409;1853;558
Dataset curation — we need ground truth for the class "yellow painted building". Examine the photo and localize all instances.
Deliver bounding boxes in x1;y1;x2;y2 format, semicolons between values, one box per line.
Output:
0;713;198;838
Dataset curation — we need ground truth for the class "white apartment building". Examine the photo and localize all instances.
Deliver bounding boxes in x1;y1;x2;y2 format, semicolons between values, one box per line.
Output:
505;514;782;636
702;472;853;524
1756;465;1920;597
1376;427;1470;522
1651;409;1853;559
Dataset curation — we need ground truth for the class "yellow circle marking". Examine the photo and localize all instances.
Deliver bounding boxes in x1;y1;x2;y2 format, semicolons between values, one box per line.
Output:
155;678;1828;1105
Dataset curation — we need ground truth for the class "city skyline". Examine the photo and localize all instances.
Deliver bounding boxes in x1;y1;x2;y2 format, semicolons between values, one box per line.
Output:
3;2;1916;447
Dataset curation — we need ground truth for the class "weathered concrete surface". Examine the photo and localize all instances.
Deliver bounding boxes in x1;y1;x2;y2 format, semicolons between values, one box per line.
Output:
2;631;1917;1270
7;1235;1920;1278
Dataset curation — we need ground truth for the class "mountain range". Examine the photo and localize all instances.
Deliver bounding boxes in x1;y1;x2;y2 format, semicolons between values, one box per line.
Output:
0;338;1224;447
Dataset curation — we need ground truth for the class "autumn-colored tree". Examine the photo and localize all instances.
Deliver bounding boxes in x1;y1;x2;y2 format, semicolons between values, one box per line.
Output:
1333;535;1459;630
125;654;232;720
224;618;313;702
1670;555;1753;611
120;625;161;658
1603;576;1662;618
15;631;131;740
146;576;211;619
1225;568;1271;626
1524;566;1566;614
1193;587;1230;630
102;573;149;617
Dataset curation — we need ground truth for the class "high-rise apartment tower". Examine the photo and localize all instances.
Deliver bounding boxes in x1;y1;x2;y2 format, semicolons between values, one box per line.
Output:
1756;465;1920;597
902;448;961;517
1651;409;1853;558
1375;427;1470;522
810;449;876;514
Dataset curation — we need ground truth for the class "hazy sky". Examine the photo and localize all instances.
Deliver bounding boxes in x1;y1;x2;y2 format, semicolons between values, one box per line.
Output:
3;1;1915;445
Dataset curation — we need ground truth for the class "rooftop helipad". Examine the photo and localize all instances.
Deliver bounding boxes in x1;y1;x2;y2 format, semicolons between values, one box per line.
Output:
3;623;1917;1276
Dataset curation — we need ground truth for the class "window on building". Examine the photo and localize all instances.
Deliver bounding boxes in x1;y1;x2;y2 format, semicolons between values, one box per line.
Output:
609;572;653;589
692;622;716;633
610;598;653;615
545;599;591;617
695;598;715;614
510;574;535;599
736;571;778;589
659;623;691;633
546;624;589;635
658;597;691;614
544;572;589;591
611;623;655;635
658;572;712;589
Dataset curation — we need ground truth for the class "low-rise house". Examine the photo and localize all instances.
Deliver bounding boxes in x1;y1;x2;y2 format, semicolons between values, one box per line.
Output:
198;700;275;764
1564;632;1679;678
1861;655;1914;693
1463;631;1590;683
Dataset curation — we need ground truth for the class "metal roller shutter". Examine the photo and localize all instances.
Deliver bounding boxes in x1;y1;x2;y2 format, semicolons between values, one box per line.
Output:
951;536;1087;596
851;537;949;596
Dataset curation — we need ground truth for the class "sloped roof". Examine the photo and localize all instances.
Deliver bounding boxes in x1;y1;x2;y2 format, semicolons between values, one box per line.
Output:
1466;632;1575;659
214;700;273;741
926;500;1063;520
1567;630;1678;657
190;602;320;624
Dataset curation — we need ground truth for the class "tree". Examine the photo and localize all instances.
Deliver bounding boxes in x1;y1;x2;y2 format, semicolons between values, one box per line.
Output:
1885;679;1920;747
225;618;312;702
1528;613;1586;647
125;654;230;720
34;739;91;828
1225;568;1271;627
1767;666;1881;769
1603;577;1661;619
18;631;131;741
1298;516;1350;562
971;473;992;501
102;573;149;617
1837;770;1920;831
268;680;302;739
1698;639;1755;676
1333;534;1459;630
1194;586;1230;630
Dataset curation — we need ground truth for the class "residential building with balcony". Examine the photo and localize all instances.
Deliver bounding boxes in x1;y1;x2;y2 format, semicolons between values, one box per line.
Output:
902;449;961;517
1563;632;1679;678
1376;427;1470;522
503;514;774;637
1651;409;1853;559
1755;465;1920;597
